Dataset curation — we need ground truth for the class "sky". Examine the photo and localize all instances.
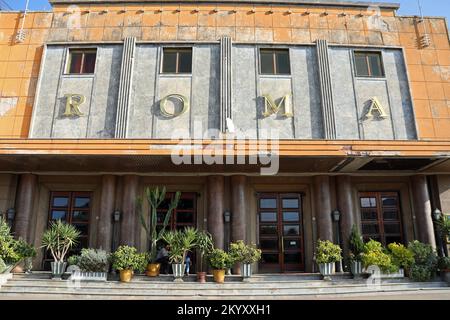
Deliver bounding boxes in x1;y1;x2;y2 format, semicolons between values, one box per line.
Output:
3;0;450;21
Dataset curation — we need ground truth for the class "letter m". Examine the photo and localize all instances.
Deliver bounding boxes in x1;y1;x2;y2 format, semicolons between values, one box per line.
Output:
262;94;293;118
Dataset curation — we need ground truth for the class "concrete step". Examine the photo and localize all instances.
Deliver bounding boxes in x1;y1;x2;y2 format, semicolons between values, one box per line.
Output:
1;284;449;299
1;280;447;295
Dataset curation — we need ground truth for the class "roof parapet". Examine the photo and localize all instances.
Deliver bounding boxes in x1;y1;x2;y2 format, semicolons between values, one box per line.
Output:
48;0;401;11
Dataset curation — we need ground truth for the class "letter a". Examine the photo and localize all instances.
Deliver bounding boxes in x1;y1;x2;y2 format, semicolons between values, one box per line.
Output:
364;97;388;119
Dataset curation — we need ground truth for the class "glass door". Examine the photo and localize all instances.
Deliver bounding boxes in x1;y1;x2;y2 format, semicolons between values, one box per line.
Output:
258;193;304;273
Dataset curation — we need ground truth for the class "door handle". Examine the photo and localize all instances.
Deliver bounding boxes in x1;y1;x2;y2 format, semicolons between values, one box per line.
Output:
281;236;284;252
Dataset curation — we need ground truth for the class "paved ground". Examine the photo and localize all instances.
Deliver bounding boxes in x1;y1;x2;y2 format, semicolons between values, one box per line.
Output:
1;289;450;300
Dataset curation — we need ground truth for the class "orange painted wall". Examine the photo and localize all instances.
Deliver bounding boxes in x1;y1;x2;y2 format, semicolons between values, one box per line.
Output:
0;3;448;140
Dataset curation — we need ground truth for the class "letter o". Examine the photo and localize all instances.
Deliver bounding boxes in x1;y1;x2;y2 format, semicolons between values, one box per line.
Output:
160;94;190;118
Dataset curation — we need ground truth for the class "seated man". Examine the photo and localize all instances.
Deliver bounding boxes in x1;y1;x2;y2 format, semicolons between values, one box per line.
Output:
156;244;170;274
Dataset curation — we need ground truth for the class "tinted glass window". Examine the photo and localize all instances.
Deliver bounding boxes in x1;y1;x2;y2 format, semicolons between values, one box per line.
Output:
178;50;192;73
276;51;290;74
68;52;83;74
162;51;177;73
260;51;274;74
67;50;96;74
162;49;192;74
355;52;384;77
83;52;97;73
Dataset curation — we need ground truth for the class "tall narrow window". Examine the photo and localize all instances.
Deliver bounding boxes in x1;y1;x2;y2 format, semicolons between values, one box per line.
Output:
162;48;192;74
44;191;91;269
260;49;291;75
359;192;403;246
354;51;384;77
66;49;97;74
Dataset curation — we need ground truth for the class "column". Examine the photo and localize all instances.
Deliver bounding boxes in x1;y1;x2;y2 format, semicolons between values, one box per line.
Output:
97;175;116;251
336;175;355;256
14;174;37;242
411;175;436;248
231;175;247;274
120;175;139;246
207;176;225;250
313;176;333;241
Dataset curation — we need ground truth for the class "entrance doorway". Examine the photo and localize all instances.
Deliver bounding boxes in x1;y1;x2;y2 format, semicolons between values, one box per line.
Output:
258;193;304;273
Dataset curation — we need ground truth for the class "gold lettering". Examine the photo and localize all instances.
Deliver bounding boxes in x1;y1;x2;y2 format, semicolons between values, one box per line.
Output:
364;97;388;119
63;94;85;117
262;94;293;118
160;94;190;118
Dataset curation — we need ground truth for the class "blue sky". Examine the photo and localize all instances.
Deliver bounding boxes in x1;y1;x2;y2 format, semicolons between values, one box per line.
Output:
4;0;450;21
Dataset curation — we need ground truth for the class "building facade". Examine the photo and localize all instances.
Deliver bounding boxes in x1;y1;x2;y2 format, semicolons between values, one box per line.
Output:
0;0;449;273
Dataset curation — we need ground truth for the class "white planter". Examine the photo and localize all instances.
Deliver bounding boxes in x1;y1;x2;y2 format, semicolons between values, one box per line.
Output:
70;271;108;281
319;263;335;276
51;261;67;278
241;263;253;278
350;261;363;276
0;273;12;289
172;263;185;278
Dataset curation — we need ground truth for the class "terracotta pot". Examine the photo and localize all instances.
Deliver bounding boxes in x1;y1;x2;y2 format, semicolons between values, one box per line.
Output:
119;269;133;282
146;263;161;277
12;262;24;274
212;269;226;284
197;271;207;283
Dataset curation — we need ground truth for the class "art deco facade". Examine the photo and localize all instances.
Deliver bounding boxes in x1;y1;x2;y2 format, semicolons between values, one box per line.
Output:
0;0;449;272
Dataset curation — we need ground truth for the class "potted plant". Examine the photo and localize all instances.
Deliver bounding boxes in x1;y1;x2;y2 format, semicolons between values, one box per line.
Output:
67;248;110;281
0;217;21;274
41;220;80;278
387;242;414;276
14;238;37;274
195;231;214;283
137;186;181;277
361;239;398;277
438;256;450;284
207;248;234;284
315;240;342;280
408;240;438;282
348;225;365;277
162;227;198;281
111;245;147;282
229;240;262;278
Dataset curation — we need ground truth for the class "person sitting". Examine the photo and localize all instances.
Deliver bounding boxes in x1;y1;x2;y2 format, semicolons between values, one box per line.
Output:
156;244;170;274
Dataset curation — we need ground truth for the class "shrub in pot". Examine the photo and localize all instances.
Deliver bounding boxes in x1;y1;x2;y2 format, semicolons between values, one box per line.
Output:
137;186;180;277
14;238;37;273
162;227;198;281
438;256;450;283
361;240;398;275
315;240;342;279
387;243;414;275
0;217;21;273
41;220;80;278
68;249;110;281
111;245;147;282
229;240;262;278
195;231;213;283
408;240;438;282
348;225;364;277
208;249;234;284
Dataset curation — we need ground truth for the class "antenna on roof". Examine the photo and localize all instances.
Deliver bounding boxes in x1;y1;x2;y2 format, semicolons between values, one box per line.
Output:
416;0;431;48
15;0;30;43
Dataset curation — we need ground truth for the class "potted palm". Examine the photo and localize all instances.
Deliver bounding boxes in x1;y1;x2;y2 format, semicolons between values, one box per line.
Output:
162;227;198;281
137;186;180;277
348;225;365;277
195;231;214;283
208;248;234;284
315;240;342;280
111;245;147;282
438;256;450;284
41;220;80;278
229;240;262;278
